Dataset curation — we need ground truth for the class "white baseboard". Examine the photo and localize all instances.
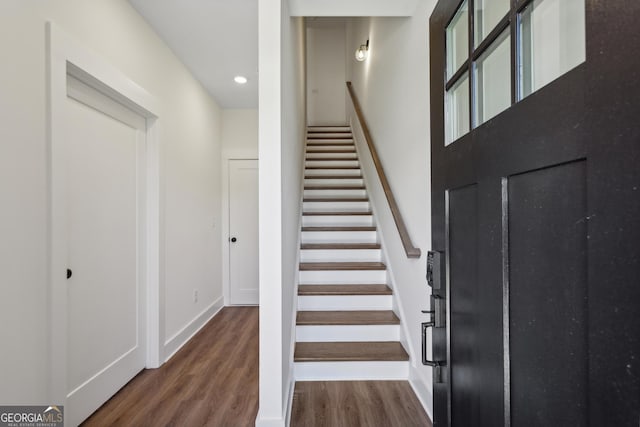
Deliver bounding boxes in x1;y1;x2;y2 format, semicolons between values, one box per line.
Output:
409;364;434;422
254;412;286;427
285;376;295;427
163;297;224;362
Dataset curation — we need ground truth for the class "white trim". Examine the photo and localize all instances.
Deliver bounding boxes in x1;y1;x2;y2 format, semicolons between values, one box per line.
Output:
294;361;409;381
221;152;258;306
254;415;286;427
163;297;225;362
288;0;420;16
46;22;162;406
284;376;296;427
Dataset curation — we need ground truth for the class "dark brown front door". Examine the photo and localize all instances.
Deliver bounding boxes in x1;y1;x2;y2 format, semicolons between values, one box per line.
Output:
429;1;640;426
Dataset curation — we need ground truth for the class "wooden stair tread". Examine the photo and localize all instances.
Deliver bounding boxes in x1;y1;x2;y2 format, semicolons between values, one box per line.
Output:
306;150;357;153
296;310;400;326
305;166;360;170
303;211;372;216
300;262;386;271
303;198;368;202
301;243;381;249
307;144;355;148
304;185;365;190
298;284;392;296
304;175;362;179
301;226;375;232
306;157;358;161
294;342;408;362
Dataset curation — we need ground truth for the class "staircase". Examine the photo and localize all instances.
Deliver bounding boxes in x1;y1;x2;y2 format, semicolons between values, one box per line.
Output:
294;126;409;381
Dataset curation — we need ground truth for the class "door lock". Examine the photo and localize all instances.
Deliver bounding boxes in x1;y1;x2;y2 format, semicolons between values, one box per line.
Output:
427;250;444;289
230;237;237;243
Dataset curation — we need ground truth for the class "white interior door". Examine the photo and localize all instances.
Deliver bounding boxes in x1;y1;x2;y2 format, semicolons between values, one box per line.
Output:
64;75;146;425
229;160;259;305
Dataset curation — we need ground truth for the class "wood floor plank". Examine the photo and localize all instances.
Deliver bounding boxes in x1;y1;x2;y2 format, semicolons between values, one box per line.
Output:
294;342;409;362
291;381;432;427
298;284;392;296
296;310;400;325
81;307;258;427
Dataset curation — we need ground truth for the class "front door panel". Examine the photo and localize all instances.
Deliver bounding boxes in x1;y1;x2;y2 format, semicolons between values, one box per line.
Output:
430;1;640;426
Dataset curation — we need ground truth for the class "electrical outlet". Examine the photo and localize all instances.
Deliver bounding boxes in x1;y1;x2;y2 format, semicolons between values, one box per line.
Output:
193;289;198;303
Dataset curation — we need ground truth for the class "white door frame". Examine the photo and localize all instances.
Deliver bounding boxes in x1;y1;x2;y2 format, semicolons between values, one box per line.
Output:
46;22;163;407
221;152;259;305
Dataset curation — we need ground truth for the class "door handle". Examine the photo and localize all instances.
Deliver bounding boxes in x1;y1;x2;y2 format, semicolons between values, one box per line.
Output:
230;237;237;243
422;321;442;367
422;294;446;383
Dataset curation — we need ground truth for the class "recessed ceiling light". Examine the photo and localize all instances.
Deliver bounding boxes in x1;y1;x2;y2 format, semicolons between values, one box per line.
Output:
234;76;248;84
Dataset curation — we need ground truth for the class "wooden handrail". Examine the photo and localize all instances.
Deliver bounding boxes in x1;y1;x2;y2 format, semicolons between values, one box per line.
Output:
346;82;421;259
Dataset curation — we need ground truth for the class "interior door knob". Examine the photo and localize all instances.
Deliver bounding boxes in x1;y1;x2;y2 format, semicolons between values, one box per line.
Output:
230;237;237;243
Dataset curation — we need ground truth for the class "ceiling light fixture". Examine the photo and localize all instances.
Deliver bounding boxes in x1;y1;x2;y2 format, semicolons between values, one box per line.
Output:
234;76;248;84
355;39;369;62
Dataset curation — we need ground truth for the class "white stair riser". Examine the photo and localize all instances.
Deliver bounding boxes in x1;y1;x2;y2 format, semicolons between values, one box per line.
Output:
305;160;359;168
304;178;363;186
303;201;370;212
297;295;392;311
306;152;357;159
299;270;387;284
306;146;355;152
302;215;373;227
300;249;381;263
301;231;377;244
307;133;352;138
304;169;361;177
296;325;400;342
308;126;350;132
294;361;409;381
304;189;367;198
306;140;354;146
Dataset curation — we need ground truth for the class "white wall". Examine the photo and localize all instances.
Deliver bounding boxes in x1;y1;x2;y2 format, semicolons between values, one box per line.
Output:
346;1;437;417
0;0;223;404
257;0;306;425
222;109;259;156
306;22;347;125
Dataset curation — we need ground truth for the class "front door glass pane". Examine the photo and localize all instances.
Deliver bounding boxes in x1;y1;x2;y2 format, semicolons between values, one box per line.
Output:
446;74;470;145
474;0;509;46
475;30;511;125
446;0;469;79
519;0;586;98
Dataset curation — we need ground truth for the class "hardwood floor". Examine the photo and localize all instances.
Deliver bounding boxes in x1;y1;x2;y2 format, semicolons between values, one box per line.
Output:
81;307;258;427
291;381;432;427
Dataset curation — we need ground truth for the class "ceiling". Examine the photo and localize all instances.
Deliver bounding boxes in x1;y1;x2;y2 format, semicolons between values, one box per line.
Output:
128;0;259;109
127;0;420;109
